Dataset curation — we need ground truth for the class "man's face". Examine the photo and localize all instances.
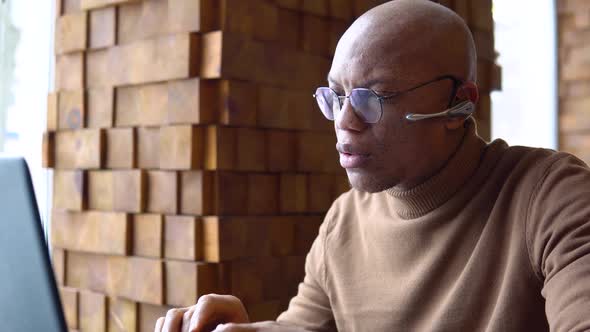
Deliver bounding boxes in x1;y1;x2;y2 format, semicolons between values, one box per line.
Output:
328;34;454;193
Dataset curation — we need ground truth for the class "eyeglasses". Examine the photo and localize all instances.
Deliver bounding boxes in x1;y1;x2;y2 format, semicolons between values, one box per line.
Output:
313;75;466;124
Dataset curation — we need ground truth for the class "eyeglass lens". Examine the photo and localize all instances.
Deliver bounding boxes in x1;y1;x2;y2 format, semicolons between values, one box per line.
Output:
314;88;382;124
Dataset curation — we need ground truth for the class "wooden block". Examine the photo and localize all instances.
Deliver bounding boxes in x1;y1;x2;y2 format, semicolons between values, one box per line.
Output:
180;170;214;216
296;131;339;172
61;0;82;14
253;0;279;42
108;297;137;332
138;304;173;332
113;170;145;212
165;261;218;307
202;216;245;262
56;12;88;54
219;0;255;36
58;90;86;130
329;20;348;56
200;31;262;80
257;87;311;130
87;88;113;128
117;0;168;44
308;174;334;213
281;255;305;296
137;127;160;169
88;170;144;212
85;49;110;88
164;215;203;261
453;0;470;22
89;7;116;49
51;210;130;255
66;252;164;304
88;170;114;210
168;78;217;125
196;217;269;262
132;214;163;258
115;82;167;127
333;174;350;197
43;132;55;168
159;125;204;170
228;259;264;304
470;0;493;31
52;248;66;285
81;0;141;10
280;174;307;213
258;86;288;129
472;29;495;62
55;129;104;169
60;287;79;329
105;127;135;169
302;0;328;16
53;170;85;211
168;0;219;34
56;53;85;90
79;290;107;332
294;216;322;255
112;34;201;86
219;80;257;126
147;171;178;214
275;0;300;10
269;217;295;256
235;127;266;171
266;130;296;172
247;301;281;322
242;217;271;258
276;8;301;50
329;0;353;20
119;257;164;305
302;14;330;56
66;252;109;293
247;174;279;215
204;126;236;170
214;172;248;215
47;92;59;131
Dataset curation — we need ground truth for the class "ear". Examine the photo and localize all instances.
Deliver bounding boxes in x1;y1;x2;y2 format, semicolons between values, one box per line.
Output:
445;81;479;130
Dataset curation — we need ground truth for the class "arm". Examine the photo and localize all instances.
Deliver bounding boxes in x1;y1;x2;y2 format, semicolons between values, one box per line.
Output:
527;154;590;332
276;217;337;331
155;214;337;332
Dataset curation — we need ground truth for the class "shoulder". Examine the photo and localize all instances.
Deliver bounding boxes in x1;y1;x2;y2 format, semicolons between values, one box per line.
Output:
488;141;582;191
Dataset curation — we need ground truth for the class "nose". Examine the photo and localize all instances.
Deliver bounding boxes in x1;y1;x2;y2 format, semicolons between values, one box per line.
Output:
334;98;368;132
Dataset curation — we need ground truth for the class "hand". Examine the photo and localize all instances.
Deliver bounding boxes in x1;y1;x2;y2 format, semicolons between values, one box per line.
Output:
212;321;309;332
154;294;250;332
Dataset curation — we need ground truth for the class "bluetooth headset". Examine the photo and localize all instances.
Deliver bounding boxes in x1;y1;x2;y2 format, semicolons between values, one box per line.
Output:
404;81;477;122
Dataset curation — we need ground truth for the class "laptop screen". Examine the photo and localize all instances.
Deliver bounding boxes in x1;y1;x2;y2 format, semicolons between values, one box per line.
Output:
0;157;67;332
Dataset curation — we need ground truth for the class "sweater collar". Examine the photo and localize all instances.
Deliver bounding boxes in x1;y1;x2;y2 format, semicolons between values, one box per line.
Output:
385;119;487;219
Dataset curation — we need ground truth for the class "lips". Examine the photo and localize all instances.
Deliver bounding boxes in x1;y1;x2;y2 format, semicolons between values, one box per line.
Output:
336;143;371;168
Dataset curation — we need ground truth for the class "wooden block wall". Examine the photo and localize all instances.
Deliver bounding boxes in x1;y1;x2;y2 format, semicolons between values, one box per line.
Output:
558;0;590;163
45;0;498;330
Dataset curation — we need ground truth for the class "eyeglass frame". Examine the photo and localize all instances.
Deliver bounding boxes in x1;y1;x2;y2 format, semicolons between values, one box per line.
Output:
313;75;465;124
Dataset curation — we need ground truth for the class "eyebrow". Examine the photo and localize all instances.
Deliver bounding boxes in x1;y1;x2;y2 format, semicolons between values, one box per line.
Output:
327;74;404;91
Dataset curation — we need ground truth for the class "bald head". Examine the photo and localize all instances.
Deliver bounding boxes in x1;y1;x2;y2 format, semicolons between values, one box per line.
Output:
331;0;477;88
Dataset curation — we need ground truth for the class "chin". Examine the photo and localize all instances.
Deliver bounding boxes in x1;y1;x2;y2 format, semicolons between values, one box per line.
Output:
346;169;396;193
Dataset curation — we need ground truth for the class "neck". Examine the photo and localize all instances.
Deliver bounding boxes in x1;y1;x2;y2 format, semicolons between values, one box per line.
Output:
396;125;467;191
386;118;486;219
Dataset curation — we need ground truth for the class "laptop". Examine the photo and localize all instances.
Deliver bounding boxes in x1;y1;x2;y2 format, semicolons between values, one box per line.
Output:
0;157;67;332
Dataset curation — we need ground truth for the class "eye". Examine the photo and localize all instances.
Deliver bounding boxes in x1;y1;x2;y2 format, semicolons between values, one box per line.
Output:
329;88;345;96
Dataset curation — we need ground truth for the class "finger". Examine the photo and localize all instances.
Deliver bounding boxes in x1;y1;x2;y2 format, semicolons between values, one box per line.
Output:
213;323;256;332
155;317;165;332
181;307;195;332
189;295;217;331
162;308;189;332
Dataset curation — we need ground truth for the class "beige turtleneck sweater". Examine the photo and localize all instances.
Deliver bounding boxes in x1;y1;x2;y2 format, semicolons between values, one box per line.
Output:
276;121;590;332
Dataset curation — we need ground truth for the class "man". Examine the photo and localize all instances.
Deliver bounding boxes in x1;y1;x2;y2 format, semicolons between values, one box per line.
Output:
156;0;590;331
